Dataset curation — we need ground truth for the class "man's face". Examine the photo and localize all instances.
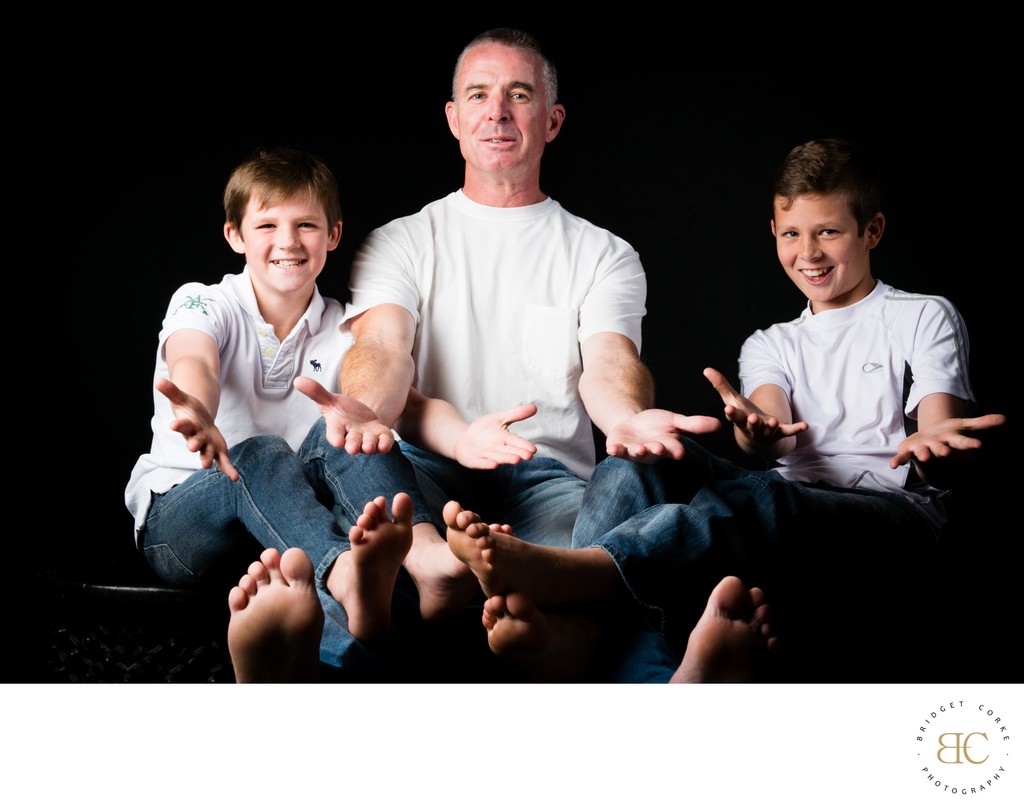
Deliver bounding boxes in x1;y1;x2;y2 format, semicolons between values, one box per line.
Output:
445;42;564;181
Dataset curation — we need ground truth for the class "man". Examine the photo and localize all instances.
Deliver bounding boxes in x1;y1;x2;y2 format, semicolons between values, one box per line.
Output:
335;28;717;555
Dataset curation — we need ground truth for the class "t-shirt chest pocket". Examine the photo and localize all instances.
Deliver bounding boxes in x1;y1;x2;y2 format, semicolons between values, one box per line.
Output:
523;305;581;381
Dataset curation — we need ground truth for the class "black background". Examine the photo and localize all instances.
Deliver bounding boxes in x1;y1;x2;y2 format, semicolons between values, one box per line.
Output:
31;24;1015;681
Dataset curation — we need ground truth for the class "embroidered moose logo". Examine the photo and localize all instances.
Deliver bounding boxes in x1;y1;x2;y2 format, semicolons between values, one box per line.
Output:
309;359;322;372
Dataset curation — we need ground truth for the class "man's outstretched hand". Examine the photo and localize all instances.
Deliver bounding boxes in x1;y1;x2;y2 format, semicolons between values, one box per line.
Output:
293;376;396;455
605;408;721;463
454;403;539;469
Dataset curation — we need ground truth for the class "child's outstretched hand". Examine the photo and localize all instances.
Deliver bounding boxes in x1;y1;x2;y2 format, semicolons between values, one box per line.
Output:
156;377;239;481
703;367;807;456
889;413;1007;471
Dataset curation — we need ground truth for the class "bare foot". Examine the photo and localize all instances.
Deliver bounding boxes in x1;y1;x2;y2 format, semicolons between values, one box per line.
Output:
443;500;620;606
325;493;414;643
401;524;482;621
482;592;600;682
669;576;778;684
227;547;324;683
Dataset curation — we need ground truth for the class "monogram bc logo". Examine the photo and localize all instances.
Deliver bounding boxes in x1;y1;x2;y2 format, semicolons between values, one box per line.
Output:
935;731;990;764
915;700;1013;799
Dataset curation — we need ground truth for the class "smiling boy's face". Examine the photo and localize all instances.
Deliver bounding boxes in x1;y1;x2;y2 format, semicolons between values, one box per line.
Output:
771;191;884;314
224;191;342;307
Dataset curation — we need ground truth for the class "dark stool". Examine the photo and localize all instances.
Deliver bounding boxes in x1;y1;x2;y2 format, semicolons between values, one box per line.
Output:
32;551;235;684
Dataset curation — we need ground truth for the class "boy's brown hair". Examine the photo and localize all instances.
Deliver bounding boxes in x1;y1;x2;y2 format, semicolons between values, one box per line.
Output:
771;138;881;235
224;147;341;232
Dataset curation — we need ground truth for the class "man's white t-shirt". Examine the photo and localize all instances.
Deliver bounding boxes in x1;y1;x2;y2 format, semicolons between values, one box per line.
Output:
346;190;647;480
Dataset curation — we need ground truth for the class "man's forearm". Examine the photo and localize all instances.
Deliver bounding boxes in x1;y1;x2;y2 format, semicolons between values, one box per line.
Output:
340;341;416;427
579;354;655;436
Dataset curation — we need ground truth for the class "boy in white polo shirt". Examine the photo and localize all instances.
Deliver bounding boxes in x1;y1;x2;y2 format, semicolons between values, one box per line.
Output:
125;146;537;680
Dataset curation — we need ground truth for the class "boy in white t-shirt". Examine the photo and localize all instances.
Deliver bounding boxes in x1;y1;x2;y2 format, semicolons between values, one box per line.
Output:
438;137;1007;682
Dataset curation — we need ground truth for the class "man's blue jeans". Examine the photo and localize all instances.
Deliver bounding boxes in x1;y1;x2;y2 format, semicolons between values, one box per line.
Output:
399;440;586;548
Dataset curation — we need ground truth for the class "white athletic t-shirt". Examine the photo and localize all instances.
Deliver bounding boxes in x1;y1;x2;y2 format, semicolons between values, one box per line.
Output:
739;280;974;528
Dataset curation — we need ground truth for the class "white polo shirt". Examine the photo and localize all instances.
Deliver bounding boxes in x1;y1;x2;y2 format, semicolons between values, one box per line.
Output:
125;267;351;545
